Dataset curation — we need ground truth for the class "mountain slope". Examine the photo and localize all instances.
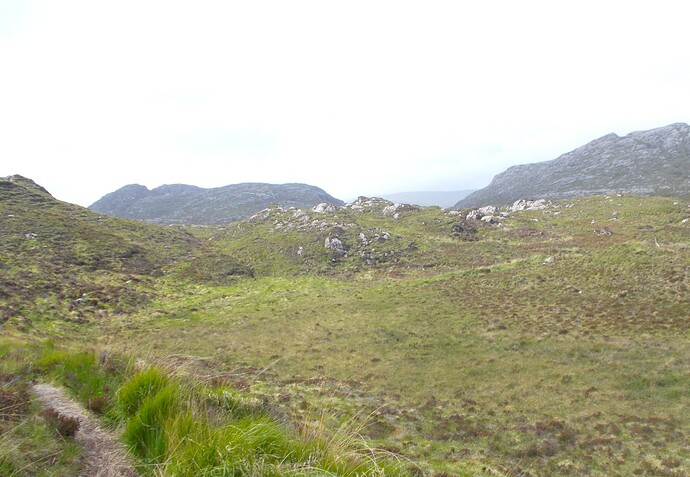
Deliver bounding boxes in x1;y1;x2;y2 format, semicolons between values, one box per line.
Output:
90;182;345;224
456;122;690;207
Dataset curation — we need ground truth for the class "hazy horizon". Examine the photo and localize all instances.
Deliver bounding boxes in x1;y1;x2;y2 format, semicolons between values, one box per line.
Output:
1;1;689;206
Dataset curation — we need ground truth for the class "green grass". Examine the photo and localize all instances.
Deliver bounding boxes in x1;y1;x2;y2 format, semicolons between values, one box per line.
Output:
99;195;689;476
0;338;423;476
2;187;689;476
123;382;179;463
0;339;84;476
118;367;171;417
114;369;414;476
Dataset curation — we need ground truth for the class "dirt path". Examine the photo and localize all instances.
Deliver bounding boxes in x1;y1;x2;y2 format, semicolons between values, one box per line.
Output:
32;383;138;477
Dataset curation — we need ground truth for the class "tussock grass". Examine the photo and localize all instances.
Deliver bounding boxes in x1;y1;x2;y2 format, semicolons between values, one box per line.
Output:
0;338;417;476
117;372;412;476
123;382;180;463
118;367;171;417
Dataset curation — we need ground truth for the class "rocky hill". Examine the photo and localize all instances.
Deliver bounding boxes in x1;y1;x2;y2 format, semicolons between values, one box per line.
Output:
90;182;344;224
456;122;690;208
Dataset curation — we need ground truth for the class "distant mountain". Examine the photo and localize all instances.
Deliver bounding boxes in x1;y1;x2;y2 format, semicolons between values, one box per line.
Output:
90;182;344;224
456;123;690;208
378;190;474;208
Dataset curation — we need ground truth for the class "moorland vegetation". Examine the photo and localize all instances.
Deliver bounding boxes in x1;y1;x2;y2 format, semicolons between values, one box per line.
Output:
1;175;689;476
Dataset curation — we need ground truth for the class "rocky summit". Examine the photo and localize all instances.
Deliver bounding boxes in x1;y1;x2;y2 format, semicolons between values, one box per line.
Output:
456;122;690;208
89;182;344;225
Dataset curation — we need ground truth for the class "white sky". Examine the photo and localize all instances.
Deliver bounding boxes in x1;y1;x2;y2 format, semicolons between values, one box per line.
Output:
1;1;689;206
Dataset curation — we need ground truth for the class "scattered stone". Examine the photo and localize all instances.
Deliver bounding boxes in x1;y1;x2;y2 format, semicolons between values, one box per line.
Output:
682;218;689;224
324;237;346;255
312;203;337;214
293;210;310;222
544;256;555;264
594;228;613;236
480;215;498;224
466;210;483;220
382;203;418;218
24;232;37;239
509;199;551;212
250;206;285;222
451;222;478;240
382;204;398;216
477;205;496;215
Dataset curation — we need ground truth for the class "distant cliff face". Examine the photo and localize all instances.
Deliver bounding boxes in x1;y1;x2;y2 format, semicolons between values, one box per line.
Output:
90;182;344;224
456;123;690;208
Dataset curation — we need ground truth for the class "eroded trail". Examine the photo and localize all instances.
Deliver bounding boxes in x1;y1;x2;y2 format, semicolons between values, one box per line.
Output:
32;384;138;477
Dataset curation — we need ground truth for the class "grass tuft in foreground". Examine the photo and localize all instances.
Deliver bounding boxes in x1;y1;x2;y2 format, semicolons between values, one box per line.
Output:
0;339;83;476
1;338;423;476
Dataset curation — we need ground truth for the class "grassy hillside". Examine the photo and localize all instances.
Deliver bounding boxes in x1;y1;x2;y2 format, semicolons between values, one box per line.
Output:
1;175;255;335
2;178;689;476
112;195;690;476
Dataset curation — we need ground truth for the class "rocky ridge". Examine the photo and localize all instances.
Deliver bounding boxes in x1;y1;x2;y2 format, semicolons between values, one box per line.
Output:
457;123;690;208
90;182;344;225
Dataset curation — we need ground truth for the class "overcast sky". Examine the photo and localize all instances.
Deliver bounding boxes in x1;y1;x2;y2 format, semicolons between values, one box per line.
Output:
1;1;688;206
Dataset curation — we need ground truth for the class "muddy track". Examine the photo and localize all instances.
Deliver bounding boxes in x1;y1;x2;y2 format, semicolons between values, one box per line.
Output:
32;384;138;477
